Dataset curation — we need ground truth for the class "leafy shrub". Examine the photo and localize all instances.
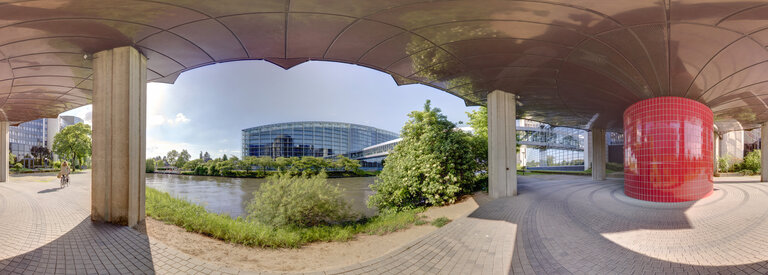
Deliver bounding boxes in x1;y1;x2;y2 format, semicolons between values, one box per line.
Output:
53;161;61;169
13;163;23;171
431;217;451;228
368;101;477;211
145;159;155;173
743;150;761;173
247;172;355;227
731;159;743;172
718;157;729;172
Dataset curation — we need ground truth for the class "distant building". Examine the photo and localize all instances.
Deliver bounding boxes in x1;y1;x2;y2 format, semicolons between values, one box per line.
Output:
242;121;399;159
10;115;85;164
10;118;50;159
59;115;84;130
349;138;402;170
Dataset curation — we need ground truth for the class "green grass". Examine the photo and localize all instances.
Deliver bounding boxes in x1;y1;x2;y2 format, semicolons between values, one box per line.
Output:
431;217;451;228
145;187;424;248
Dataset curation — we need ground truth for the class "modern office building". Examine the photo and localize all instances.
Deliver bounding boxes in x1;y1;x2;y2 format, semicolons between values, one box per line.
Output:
242;121;399;159
9;118;49;159
59;115;85;130
9;115;85;163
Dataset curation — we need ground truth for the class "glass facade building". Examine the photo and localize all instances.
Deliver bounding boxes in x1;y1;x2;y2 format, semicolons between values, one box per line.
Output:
10;119;47;158
242;122;399;159
517;119;587;169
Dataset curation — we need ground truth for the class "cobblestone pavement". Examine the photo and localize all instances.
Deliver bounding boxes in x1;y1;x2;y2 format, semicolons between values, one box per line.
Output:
2;173;768;274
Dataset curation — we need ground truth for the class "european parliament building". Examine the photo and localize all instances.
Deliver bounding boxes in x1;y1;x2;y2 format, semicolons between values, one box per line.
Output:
242;121;399;159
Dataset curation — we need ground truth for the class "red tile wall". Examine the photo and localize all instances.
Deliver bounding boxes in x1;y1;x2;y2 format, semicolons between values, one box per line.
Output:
623;97;713;202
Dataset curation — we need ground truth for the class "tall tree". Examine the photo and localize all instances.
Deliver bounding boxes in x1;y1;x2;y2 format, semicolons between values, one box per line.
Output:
166;150;179;166
203;152;211;162
466;106;521;172
222;154;228;161
199;151;203;160
52;123;92;171
30;145;51;166
176;149;191;168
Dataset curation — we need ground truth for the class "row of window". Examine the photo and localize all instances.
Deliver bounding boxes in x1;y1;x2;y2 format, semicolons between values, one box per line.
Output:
242;122;399;159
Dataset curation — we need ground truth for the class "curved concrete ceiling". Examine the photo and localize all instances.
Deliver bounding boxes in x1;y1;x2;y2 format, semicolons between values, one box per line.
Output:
1;0;768;132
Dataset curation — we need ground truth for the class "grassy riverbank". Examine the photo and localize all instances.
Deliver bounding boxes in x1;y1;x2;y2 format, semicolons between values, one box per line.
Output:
145;187;423;248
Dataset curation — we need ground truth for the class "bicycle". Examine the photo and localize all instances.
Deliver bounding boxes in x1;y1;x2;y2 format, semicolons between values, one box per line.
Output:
60;174;69;188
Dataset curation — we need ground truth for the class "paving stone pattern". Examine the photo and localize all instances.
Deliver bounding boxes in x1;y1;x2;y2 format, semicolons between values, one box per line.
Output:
2;172;768;274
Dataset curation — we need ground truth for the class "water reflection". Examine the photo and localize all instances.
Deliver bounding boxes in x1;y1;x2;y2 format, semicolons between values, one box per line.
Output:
145;174;377;218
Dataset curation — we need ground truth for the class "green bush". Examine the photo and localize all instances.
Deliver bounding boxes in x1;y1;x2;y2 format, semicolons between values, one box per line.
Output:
743;150;761;173
718;157;729;172
53;161;61;169
145;159;156;173
368;101;477;211
13;163;23;171
247;172;355;227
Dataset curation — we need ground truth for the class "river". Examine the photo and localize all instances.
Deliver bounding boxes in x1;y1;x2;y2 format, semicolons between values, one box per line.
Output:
145;173;378;218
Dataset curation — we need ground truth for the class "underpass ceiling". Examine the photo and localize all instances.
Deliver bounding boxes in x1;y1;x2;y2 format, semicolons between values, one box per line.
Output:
0;0;767;132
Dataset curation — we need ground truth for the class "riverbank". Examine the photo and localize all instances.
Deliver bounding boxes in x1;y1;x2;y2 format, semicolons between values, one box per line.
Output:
145;187;424;248
141;191;489;272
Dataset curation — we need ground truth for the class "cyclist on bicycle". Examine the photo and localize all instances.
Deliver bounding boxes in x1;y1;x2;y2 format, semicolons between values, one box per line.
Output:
59;161;70;187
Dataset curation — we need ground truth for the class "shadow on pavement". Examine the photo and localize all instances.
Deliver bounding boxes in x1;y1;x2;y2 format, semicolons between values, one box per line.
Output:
37;187;61;194
0;217;155;273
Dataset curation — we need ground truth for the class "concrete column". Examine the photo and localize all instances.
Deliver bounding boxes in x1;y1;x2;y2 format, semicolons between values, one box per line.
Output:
488;90;517;198
92;46;146;227
761;124;768;182
584;132;591;170
0;122;8;182
591;128;606;180
714;131;719;176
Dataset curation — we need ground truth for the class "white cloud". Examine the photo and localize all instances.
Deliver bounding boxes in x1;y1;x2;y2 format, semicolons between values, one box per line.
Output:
148;113;190;127
170;113;190;125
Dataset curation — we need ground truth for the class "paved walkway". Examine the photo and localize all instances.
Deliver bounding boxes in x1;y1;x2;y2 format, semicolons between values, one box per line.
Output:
2;173;768;274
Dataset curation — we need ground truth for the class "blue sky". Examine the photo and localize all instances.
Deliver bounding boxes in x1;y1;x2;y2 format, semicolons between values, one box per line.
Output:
62;61;479;158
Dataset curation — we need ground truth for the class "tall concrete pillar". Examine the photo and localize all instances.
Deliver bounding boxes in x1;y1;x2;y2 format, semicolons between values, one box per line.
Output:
714;131;719;176
761;124;768;182
0;122;8;182
591;128;606;181
488;90;517;198
92;46;147;227
585;132;592;170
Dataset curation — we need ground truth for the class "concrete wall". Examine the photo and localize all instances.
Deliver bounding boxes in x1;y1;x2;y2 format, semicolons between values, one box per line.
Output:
719;130;744;160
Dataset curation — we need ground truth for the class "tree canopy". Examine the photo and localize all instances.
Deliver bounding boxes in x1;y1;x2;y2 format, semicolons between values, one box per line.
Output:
176;149;191;168
52;123;92;169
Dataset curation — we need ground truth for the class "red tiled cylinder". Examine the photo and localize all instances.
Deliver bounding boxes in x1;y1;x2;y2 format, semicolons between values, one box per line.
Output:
623;97;713;202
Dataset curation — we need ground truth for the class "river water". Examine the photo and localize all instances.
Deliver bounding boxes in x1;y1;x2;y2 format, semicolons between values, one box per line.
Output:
145;173;378;218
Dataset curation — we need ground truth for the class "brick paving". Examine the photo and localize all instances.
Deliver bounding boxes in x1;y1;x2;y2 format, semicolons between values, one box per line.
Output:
2;172;768;274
